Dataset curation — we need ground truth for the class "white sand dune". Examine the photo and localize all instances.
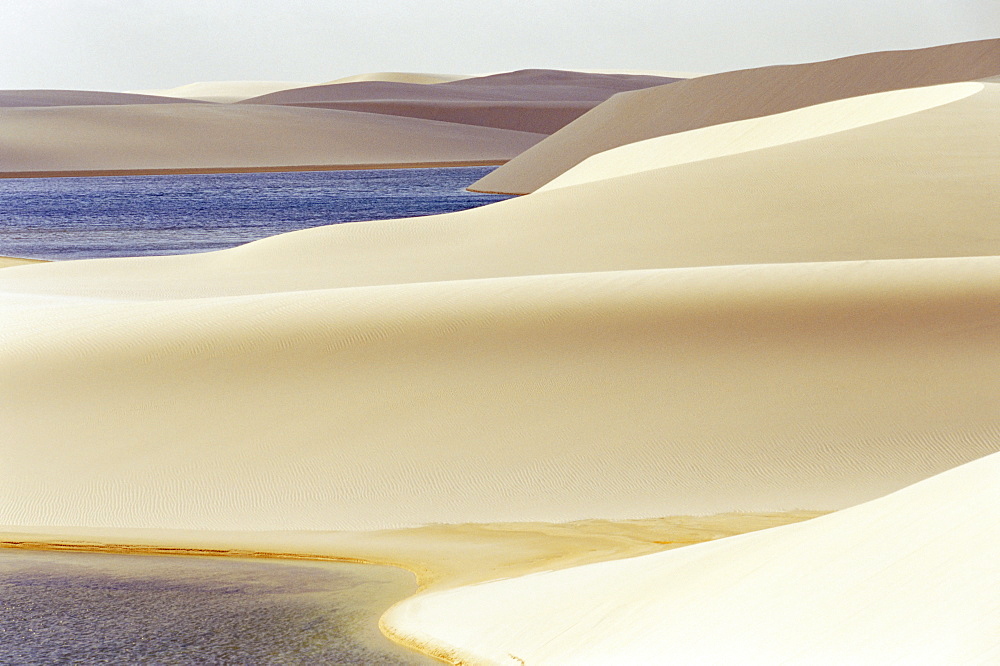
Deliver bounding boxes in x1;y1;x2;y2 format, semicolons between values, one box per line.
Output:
539;81;983;191
389;448;1000;664
0;103;543;175
129;80;317;103
4;79;995;298
323;72;473;86
1;257;997;531
473;37;1000;193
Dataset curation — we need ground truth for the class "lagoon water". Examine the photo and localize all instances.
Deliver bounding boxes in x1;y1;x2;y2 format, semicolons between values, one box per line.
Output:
0;548;434;664
0;166;510;260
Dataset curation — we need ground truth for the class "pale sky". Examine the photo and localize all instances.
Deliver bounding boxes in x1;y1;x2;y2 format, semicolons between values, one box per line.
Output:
0;0;996;91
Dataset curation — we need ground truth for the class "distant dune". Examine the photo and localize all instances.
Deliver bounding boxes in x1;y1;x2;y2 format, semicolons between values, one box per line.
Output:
0;90;208;108
242;70;681;134
473;38;1000;193
129;80;317;103
0;103;543;176
323;72;473;85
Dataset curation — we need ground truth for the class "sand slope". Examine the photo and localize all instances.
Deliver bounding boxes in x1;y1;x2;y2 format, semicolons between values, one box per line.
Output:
241;70;680;134
473;38;1000;192
389;448;1000;664
4;80;994;298
0;90;208;107
0;103;543;175
129;81;317;103
1;257;997;531
538;82;984;191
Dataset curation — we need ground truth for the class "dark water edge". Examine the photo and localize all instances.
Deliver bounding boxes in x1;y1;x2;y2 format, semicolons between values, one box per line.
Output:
0;549;435;665
0;166;511;260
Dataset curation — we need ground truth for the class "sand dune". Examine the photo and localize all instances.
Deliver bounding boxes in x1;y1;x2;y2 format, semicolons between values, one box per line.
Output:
0;90;207;107
538;81;984;191
390;448;1000;664
240;70;680;134
0;103;543;175
1;257;997;531
129;81;317;103
323;72;473;85
4;79;994;298
266;100;596;134
473;37;1000;193
245;70;680;105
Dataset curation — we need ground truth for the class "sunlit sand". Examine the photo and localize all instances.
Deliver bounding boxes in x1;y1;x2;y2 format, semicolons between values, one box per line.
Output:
1;38;998;663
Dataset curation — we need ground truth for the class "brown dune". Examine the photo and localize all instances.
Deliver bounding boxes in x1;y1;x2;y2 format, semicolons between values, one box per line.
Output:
472;38;1000;193
241;70;680;134
0;103;543;175
275;100;594;134
0;90;209;108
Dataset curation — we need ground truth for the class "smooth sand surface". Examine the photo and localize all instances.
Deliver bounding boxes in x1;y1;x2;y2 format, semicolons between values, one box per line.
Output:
0;90;208;107
473;38;1000;192
389;450;1000;664
0;103;543;175
0;256;47;269
539;82;984;191
242;70;680;134
2;257;997;530
129;81;317;103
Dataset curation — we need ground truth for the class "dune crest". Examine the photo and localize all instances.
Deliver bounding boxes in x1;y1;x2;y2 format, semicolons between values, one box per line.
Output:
241;70;681;135
323;72;473;85
472;37;1000;193
0;103;542;175
0;90;209;108
539;81;983;191
129;80;318;103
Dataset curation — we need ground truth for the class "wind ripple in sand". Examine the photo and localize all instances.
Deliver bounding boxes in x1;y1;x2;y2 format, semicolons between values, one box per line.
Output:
1;259;997;530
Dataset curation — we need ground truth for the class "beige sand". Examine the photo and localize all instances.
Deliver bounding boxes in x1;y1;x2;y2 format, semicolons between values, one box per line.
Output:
0;103;543;175
1;257;997;531
0;256;47;269
538;82;984;191
473;38;1000;193
129;81;318;103
0;90;208;107
390;450;1000;664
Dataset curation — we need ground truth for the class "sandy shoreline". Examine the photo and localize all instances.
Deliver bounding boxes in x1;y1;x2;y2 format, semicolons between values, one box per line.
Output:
0;511;825;662
0;256;47;268
0;160;510;180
